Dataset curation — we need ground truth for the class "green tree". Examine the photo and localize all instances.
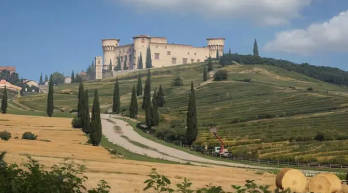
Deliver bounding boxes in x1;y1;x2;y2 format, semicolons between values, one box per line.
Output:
109;59;113;72
138;53;143;69
216;49;220;59
82;90;90;134
1;87;7;114
136;74;143;96
203;65;208;81
112;78;120;114
157;85;165;107
44;74;48;83
115;57;121;71
151;89;159;126
253;39;259;57
146;47;152;69
46;75;54;117
142;70;151;110
71;71;75;83
185;82;197;145
129;86;138;118
207;57;213;72
77;82;85;121
228;48;232;55
51;72;65;85
39;73;43;85
90;90;102;146
123;56;128;70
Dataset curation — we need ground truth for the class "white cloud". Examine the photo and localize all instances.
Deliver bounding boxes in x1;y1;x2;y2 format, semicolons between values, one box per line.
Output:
119;0;311;25
264;10;348;55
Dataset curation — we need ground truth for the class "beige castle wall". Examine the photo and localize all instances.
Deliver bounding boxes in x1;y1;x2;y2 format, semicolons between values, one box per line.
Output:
102;39;119;70
95;56;103;80
113;45;134;70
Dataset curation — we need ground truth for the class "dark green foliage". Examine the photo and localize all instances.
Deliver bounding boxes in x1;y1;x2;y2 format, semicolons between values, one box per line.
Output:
51;72;65;85
207;57;213;72
214;70;228;81
151;89;159;126
0;157;110;193
203;65;208;81
216;49;219;59
44;74;48;82
86;61;96;80
185;82;197;145
72;116;81;128
77;82;85;121
82;90;90;133
314;132;325;141
0;131;11;141
90;90;102;146
109;59;113;72
0;70;19;85
138;53;144;69
129;86;138;118
123;56;128;70
137;74;143;96
39;73;43;85
253;39;259;57
145;103;153;129
156;85;165;107
172;76;184;86
146;47;153;69
144;169;174;193
1;86;7;114
71;71;75;83
22;132;37;140
112;78;120;113
115;57;121;71
142;70;151;110
46;75;54;117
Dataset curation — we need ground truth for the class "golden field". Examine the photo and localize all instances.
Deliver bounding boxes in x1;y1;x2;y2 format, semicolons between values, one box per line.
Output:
0;114;275;193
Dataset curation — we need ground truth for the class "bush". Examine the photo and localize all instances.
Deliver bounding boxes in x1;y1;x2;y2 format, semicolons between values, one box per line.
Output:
0;131;11;141
214;70;228;81
22;132;37;140
172;76;184;86
314;132;325;141
72;116;81;128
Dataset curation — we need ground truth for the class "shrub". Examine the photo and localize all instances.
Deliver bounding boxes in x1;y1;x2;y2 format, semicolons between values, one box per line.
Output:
314;132;325;141
72;116;81;128
172;76;184;86
22;132;37;140
307;87;313;91
214;70;228;81
0;131;11;141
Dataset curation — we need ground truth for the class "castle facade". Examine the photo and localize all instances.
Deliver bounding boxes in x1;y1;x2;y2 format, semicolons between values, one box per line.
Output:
95;35;225;79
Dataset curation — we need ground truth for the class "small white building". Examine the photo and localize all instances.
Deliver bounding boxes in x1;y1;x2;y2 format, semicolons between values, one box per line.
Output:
64;77;72;84
24;80;39;88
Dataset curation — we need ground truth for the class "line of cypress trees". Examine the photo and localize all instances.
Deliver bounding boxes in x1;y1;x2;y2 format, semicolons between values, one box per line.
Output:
151;89;159;126
137;74;143;96
90;90;102;146
129;85;138;118
185;82;198;145
138;53;143;69
46;75;54;117
146;47;152;69
203;65;208;81
112;78;120;113
1;86;7;114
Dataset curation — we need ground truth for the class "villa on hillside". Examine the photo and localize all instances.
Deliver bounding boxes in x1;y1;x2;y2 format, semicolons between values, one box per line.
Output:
0;80;21;95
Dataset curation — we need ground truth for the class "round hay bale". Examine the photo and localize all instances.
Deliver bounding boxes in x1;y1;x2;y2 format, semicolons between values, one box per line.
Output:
309;173;342;193
275;168;307;193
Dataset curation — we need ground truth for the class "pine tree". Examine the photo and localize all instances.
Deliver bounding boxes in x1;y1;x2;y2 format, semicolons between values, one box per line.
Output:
136;74;143;96
112;78;120;113
157;85;165;107
253;39;259;57
46;75;54;117
185;82;197;145
90;90;102;146
39;73;43;85
203;65;208;81
71;71;75;83
1;86;8;114
123;56;128;70
116;57;121;71
109;59;113;71
146;47;152;69
129;86;138;118
142;70;151;110
82;90;90;133
151;89;159;126
138;53;143;69
207;57;213;72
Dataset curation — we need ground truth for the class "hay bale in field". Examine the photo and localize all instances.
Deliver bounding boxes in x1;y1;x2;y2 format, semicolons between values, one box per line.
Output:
276;168;307;193
308;173;342;193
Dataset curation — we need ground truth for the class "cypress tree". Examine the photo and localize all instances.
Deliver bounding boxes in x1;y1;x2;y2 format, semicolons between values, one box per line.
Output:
185;82;197;145
109;59;113;71
1;86;8;114
151;89;159;126
129;86;138;118
142;70;151;110
203;65;208;81
157;85;165;107
136;74;143;96
123;56;128;70
112;78;120;113
216;49;219;59
39;73;43;85
77;82;85;120
46;75;54;117
207;57;213;72
253;39;259;57
145;47;152;69
90;90;102;146
116;57;121;71
45;74;48;83
228;48;232;55
71;71;75;83
138;53;143;69
82;90;90;133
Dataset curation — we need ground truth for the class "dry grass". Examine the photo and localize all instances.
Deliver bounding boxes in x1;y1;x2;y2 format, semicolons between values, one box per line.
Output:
0;114;275;192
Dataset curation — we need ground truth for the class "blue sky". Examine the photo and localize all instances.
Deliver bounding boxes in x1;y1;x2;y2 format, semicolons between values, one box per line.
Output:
1;0;348;81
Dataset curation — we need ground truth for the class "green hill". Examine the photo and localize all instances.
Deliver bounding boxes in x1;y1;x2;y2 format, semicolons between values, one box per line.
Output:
9;61;348;164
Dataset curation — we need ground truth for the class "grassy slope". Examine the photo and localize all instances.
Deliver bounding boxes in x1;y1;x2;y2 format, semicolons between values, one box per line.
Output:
11;62;348;163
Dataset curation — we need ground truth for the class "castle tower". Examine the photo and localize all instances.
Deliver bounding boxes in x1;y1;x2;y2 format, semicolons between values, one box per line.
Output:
133;35;151;69
102;39;119;70
95;56;103;80
207;38;225;58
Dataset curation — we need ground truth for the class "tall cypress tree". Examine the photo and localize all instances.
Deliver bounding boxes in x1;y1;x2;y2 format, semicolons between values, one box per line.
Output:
123;56;128;70
146;47;152;69
45;74;48;83
46;75;54;117
216;49;219;59
77;82;85;120
185;82;197;145
90;90;102;146
253;39;259;57
138;53;143;69
207;57;213;72
39;73;43;85
157;85;165;107
142;70;151;110
151;89;159;126
1;86;8;114
112;78;120;113
136;74;143;96
82;90;90;133
228;48;232;55
129;85;138;118
109;59;113;71
71;71;75;83
203;65;208;81
116;57;121;71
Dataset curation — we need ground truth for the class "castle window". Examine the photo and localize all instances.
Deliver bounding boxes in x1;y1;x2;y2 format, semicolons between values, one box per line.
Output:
172;57;177;64
183;58;188;64
155;53;160;60
167;51;171;55
194;52;197;56
187;52;190;55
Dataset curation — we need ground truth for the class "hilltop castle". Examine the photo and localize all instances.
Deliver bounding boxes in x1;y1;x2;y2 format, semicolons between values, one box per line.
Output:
95;35;225;79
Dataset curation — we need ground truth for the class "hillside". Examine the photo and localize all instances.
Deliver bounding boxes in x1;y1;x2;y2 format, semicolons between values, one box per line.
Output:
9;61;348;164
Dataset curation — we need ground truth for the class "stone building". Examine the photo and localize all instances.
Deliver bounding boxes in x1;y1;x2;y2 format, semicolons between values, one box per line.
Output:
95;35;225;79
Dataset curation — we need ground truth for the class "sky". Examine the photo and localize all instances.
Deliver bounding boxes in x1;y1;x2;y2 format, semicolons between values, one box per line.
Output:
1;0;348;81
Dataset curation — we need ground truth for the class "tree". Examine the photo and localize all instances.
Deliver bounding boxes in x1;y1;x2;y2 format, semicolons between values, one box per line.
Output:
203;65;208;81
115;57;121;71
142;70;151;110
129;86;138;118
146;47;152;69
90;90;102;146
44;74;48;83
138;53;143;69
185;82;197;145
151;89;159;126
253;39;259;57
216;49;219;59
1;86;7;114
51;72;65;85
136;74;142;96
46;75;54;117
172;76;184;86
39;73;43;85
82;90;90;133
71;71;75;83
77;82;85;121
214;70;228;81
228;48;231;55
157;85;165;107
207;57;213;72
112;78;120;114
123;56;128;70
109;59;113;72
